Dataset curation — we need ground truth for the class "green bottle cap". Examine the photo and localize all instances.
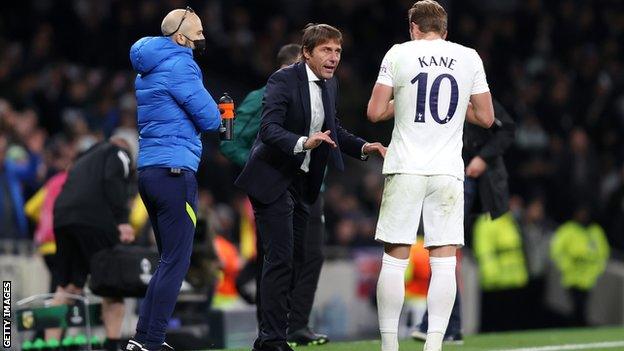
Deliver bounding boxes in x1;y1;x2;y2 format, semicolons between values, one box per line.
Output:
90;335;102;345
74;334;87;346
32;338;46;350
45;339;60;348
61;335;74;347
22;340;33;350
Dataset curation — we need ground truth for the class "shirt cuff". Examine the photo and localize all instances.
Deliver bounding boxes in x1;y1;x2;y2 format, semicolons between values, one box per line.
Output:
360;142;370;161
294;136;308;154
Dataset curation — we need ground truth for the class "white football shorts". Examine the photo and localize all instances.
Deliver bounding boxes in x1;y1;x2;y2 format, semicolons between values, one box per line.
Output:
375;174;464;248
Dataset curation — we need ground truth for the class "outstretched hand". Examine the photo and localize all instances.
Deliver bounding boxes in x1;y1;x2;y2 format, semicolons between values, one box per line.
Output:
304;130;337;150
363;142;387;158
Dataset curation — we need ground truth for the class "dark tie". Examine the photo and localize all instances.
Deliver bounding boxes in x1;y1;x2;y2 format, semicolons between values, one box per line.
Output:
315;80;344;170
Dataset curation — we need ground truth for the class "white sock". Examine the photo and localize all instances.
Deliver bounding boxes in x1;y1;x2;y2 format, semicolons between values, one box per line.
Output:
426;256;457;350
377;253;409;351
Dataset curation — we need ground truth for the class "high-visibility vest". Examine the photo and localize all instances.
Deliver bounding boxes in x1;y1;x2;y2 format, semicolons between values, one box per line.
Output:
474;212;528;291
550;221;610;290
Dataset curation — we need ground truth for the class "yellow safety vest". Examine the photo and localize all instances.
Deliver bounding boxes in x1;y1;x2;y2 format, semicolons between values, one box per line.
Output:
474;212;528;291
550;221;610;290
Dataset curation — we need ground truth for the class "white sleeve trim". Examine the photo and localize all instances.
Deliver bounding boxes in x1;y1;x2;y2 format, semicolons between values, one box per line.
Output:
117;150;130;178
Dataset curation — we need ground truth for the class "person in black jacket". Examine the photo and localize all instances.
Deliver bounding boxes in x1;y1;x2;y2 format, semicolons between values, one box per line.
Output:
235;24;385;351
49;132;137;351
462;100;516;221
412;99;516;344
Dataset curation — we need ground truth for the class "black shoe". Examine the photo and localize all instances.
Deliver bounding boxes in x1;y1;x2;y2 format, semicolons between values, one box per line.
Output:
125;339;174;351
125;339;147;351
252;339;294;351
287;327;329;346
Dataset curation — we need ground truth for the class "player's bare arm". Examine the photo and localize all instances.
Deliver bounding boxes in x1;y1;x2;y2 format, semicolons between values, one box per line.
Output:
467;92;495;128
367;83;394;123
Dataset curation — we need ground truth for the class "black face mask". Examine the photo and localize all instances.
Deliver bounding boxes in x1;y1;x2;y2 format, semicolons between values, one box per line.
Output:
193;39;206;55
183;34;205;56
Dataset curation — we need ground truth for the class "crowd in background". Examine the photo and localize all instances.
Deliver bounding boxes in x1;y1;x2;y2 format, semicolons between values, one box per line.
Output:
0;0;623;281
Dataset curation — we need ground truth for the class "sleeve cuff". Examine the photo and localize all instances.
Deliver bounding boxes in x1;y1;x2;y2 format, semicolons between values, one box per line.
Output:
294;136;308;154
375;79;393;88
116;214;130;225
360;142;370;161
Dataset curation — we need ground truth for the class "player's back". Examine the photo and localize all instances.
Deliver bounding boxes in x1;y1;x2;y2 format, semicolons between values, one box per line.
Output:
377;39;489;179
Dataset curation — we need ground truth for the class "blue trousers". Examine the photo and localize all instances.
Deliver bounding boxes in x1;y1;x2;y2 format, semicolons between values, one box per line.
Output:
135;168;198;350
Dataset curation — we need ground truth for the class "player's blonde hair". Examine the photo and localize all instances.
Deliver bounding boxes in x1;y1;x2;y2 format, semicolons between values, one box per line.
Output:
408;0;448;35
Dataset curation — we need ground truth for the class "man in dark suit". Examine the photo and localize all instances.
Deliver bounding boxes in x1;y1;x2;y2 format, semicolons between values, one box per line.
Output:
235;23;385;351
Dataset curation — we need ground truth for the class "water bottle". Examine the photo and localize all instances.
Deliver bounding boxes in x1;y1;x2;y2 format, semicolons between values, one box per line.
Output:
218;93;235;140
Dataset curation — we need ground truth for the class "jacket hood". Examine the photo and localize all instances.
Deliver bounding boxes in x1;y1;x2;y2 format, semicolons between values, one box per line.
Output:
130;36;192;75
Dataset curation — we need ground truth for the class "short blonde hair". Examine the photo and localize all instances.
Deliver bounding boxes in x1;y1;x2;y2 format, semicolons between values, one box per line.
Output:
408;0;448;35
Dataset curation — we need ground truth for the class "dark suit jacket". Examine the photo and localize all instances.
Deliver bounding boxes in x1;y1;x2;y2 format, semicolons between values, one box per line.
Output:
235;62;366;204
463;100;516;219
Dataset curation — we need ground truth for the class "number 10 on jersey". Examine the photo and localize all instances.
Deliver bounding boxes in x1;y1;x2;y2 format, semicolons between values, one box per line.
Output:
411;73;459;124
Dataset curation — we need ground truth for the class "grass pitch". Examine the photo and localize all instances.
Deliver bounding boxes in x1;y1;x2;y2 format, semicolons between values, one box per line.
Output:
221;326;624;351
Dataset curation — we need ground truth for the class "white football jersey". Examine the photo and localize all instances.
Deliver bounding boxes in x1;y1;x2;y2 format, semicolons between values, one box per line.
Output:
376;39;489;179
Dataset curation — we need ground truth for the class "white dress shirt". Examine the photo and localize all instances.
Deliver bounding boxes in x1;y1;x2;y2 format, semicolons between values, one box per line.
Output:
293;64;326;172
293;64;370;172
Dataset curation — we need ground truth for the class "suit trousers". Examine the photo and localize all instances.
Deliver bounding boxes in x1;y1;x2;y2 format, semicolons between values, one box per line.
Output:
250;173;312;343
288;195;324;331
252;196;325;332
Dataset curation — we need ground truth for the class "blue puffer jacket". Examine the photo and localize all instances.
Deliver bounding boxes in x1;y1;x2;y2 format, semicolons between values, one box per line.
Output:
130;36;221;172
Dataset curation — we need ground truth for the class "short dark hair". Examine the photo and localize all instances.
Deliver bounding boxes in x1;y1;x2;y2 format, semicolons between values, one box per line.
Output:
277;44;301;67
301;23;342;57
408;0;448;35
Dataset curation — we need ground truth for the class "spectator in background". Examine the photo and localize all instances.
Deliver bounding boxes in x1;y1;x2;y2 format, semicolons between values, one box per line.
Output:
550;204;610;326
473;212;528;332
49;132;137;351
602;164;624;251
517;195;556;328
553;128;600;221
24;163;71;293
0;132;41;241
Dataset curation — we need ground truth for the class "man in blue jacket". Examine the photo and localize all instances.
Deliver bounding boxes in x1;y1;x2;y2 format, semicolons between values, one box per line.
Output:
126;7;221;351
0;133;41;240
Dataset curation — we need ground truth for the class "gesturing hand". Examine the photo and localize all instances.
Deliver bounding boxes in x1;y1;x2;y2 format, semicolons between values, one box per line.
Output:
304;130;337;150
363;142;387;158
465;156;487;178
118;223;136;243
